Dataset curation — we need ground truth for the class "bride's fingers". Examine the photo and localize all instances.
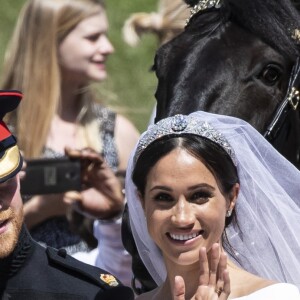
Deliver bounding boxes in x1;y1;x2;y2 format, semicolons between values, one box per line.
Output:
214;252;227;293
208;243;220;286
173;276;185;300
199;247;210;285
219;269;231;299
217;252;228;280
196;285;220;299
197;245;231;299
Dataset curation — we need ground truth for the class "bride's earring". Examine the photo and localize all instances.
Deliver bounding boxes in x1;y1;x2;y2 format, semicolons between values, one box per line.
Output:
226;210;232;217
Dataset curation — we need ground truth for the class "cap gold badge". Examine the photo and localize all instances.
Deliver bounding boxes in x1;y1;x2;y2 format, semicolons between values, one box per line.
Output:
100;274;119;287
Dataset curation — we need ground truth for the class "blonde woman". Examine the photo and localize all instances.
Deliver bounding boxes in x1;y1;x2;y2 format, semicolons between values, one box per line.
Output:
1;0;139;286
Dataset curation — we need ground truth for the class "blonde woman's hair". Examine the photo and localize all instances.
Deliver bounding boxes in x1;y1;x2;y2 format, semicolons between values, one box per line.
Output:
122;0;190;47
1;0;105;158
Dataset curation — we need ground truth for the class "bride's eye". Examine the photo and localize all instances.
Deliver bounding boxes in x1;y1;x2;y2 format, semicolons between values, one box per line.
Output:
190;191;212;203
153;192;173;202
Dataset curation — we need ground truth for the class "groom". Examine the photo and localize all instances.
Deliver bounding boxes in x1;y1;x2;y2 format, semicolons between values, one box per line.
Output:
0;90;133;300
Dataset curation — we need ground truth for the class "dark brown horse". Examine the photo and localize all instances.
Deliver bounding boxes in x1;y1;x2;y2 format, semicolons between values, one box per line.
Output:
123;0;300;294
153;0;300;168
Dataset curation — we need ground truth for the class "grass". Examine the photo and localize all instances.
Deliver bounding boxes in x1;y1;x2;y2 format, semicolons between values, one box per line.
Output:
0;0;159;132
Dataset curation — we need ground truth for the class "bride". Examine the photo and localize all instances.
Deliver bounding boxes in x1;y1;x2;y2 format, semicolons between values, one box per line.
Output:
125;111;300;299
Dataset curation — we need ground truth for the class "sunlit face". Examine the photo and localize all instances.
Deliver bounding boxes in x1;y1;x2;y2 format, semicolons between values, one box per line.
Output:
141;148;237;267
58;9;114;85
0;176;23;258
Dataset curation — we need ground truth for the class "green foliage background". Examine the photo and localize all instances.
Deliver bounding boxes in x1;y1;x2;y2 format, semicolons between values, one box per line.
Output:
0;0;158;132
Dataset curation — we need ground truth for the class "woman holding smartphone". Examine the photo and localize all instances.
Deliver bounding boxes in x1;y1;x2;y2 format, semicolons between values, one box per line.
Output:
1;0;139;286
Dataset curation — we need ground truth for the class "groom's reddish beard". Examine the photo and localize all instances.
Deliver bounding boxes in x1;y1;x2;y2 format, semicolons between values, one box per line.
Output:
0;207;24;259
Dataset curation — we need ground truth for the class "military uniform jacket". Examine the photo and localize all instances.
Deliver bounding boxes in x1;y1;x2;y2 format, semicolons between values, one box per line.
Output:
0;227;134;300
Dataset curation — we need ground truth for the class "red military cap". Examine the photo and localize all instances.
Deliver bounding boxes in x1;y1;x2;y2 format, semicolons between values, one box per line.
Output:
0;90;23;183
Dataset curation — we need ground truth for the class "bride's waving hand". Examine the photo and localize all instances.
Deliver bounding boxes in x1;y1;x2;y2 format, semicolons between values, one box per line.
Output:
173;244;230;300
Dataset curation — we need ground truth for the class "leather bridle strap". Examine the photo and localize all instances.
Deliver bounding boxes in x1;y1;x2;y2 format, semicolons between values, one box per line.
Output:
264;58;300;141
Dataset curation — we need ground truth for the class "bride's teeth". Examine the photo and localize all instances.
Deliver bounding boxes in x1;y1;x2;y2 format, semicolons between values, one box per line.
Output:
170;232;199;241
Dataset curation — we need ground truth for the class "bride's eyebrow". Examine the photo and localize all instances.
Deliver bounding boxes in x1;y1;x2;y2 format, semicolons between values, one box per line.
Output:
149;186;172;192
188;184;215;191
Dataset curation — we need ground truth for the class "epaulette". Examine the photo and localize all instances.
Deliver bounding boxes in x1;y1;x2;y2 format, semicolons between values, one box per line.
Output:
46;247;122;290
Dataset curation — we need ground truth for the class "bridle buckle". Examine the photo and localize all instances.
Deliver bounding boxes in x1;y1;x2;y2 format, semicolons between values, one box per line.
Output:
288;87;300;110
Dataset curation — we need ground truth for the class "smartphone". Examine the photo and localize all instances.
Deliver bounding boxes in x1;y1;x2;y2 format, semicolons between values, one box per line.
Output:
20;157;81;195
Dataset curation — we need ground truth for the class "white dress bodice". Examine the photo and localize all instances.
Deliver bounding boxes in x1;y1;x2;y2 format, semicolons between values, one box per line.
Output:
232;283;300;300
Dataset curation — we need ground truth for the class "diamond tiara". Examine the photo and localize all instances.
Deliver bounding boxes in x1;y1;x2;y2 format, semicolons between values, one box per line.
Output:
186;0;222;26
134;114;236;165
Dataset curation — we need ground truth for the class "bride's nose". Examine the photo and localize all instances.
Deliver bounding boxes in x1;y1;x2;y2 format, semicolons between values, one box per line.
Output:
171;195;195;227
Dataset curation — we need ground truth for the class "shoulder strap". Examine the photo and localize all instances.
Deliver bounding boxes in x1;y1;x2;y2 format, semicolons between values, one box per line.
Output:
92;104;119;171
46;247;121;290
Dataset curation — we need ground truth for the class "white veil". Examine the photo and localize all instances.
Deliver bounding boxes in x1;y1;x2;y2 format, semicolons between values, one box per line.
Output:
125;111;300;289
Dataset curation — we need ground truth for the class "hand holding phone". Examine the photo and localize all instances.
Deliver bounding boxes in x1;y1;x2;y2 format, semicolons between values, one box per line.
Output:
20;157;81;195
64;147;124;219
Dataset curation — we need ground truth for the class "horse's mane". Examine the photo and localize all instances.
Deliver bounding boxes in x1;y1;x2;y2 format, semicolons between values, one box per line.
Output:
185;0;300;59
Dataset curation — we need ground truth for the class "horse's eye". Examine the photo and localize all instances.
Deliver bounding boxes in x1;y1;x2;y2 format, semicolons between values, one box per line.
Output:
260;65;282;85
